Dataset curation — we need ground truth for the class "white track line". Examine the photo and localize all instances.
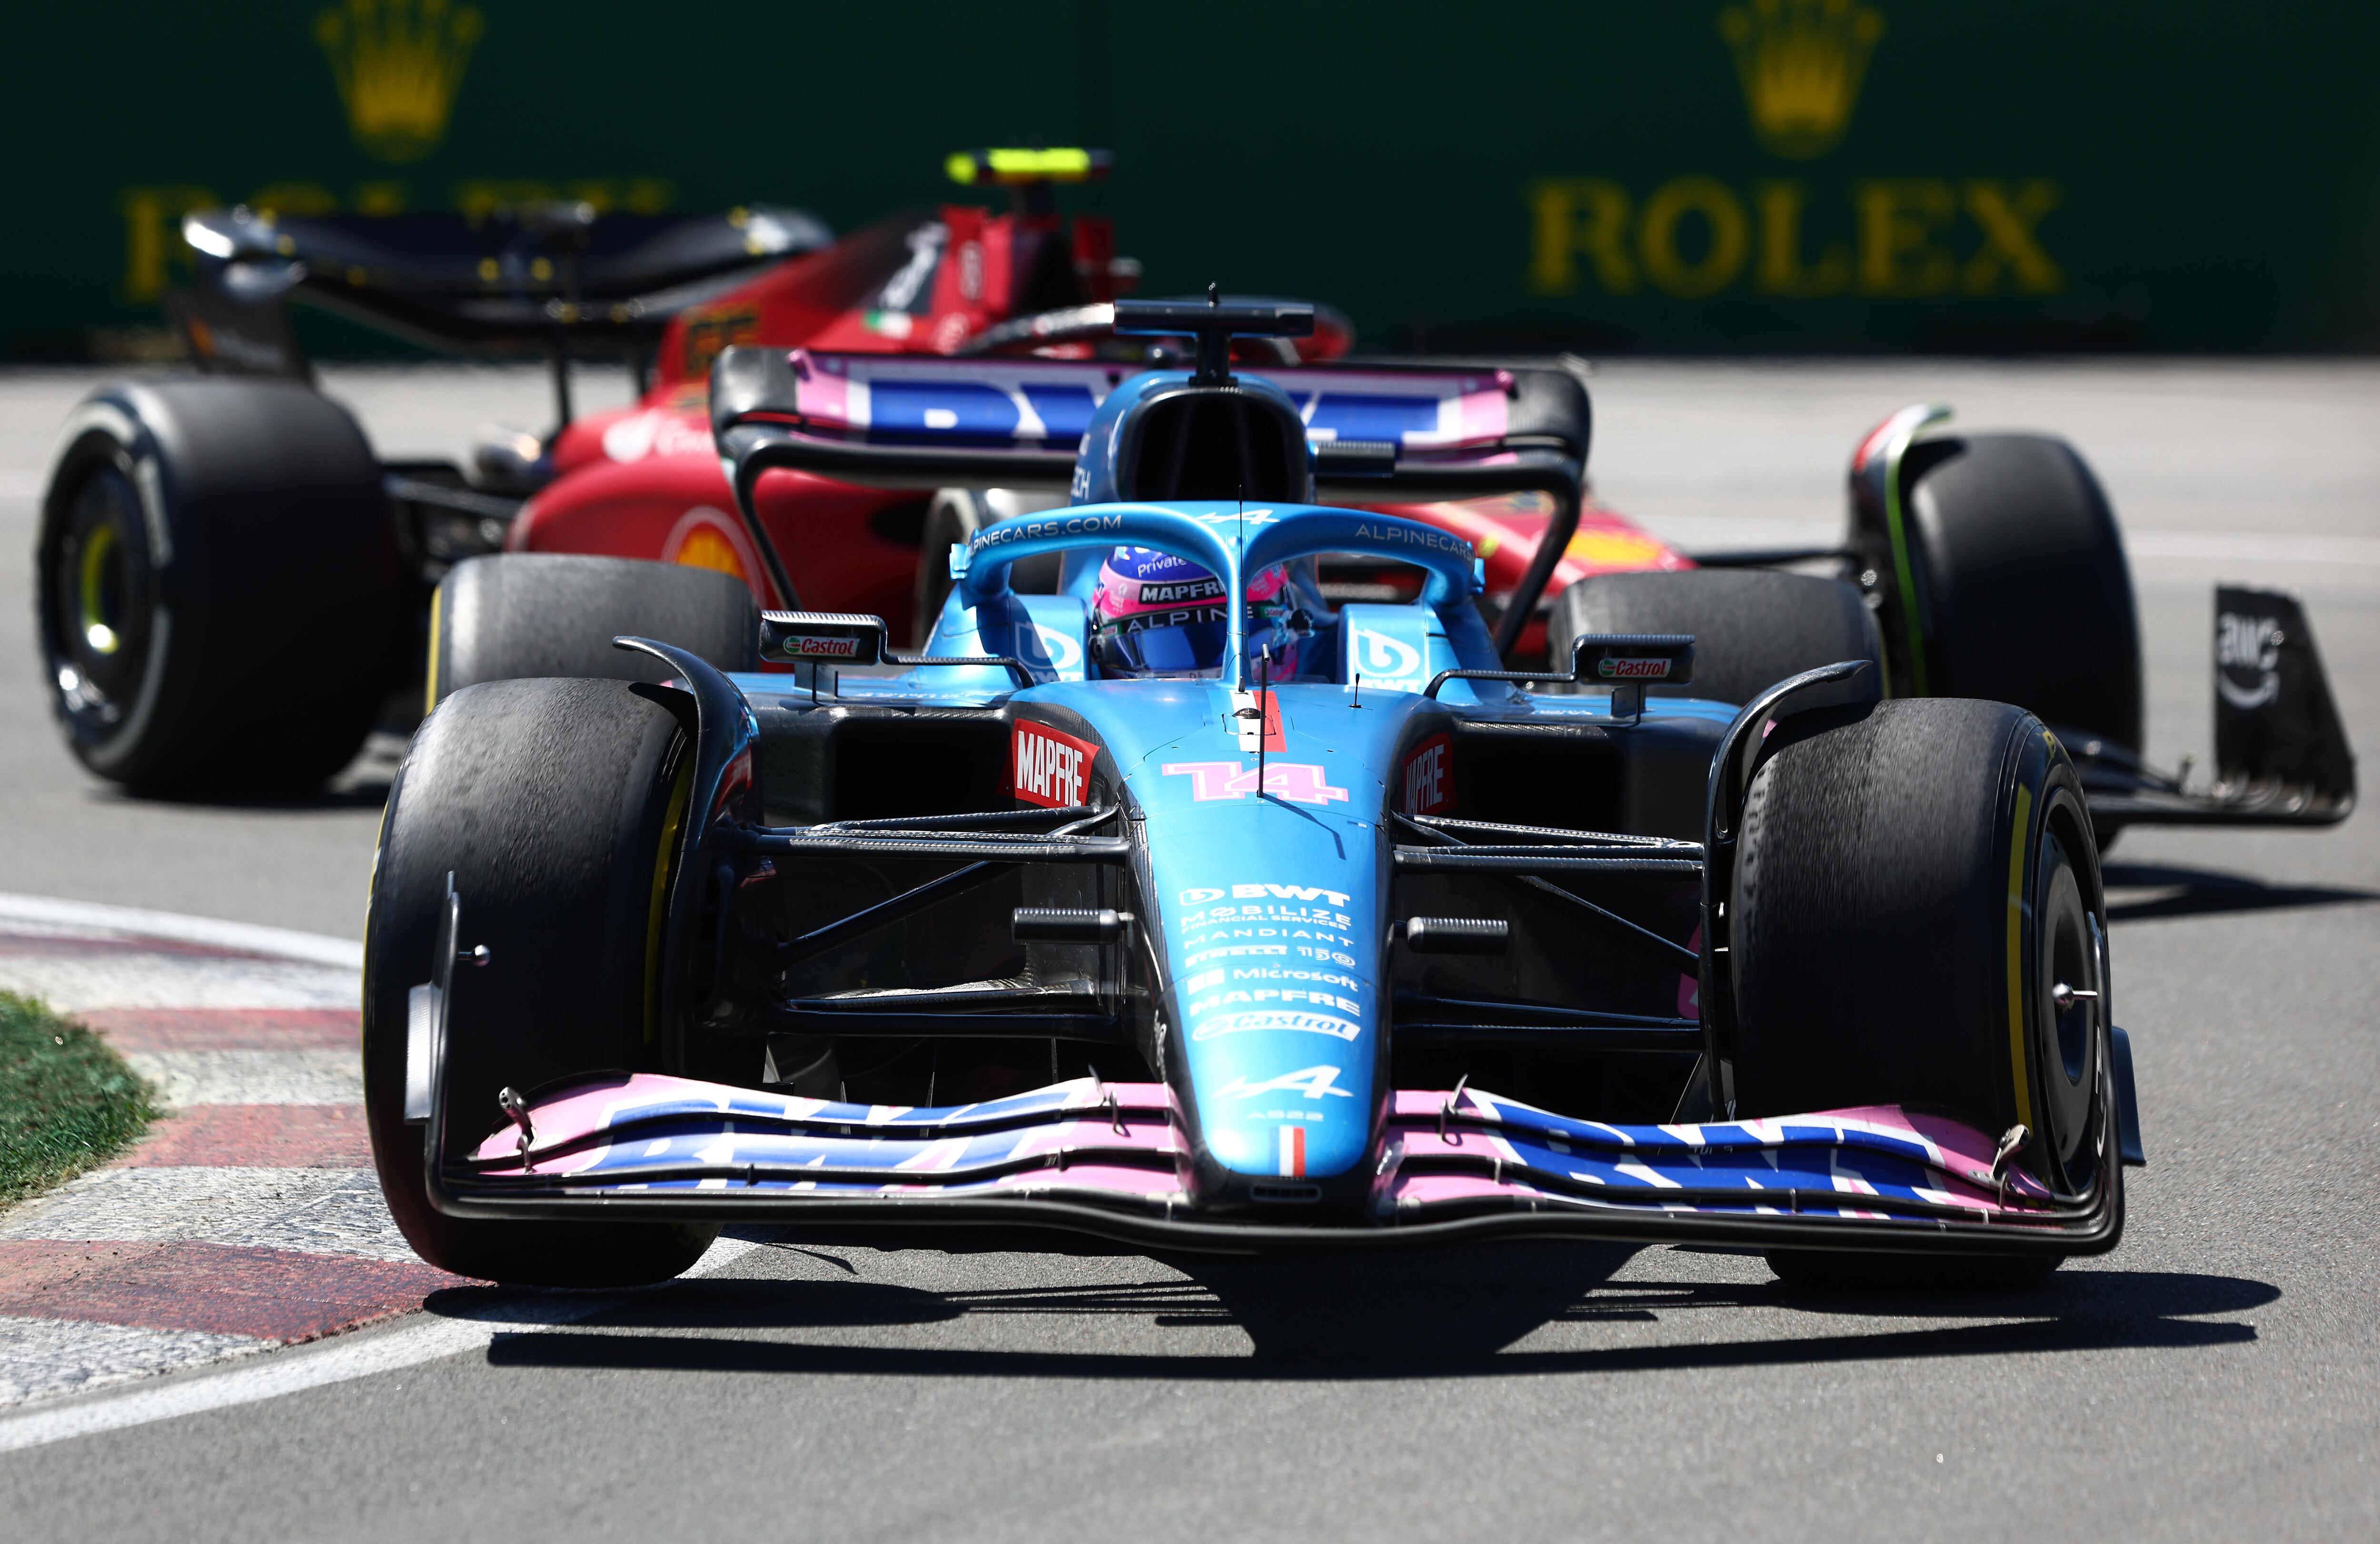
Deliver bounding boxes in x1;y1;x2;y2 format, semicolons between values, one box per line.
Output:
0;894;363;970
0;1296;614;1454
0;1236;764;1453
0;1318;271;1408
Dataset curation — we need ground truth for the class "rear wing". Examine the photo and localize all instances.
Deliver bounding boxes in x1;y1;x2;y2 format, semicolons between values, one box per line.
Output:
175;204;831;364
710;346;1590;657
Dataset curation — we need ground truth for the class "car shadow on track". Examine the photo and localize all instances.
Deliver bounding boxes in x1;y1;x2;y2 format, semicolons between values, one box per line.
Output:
466;1242;2276;1382
98;782;395;814
2102;861;2377;923
86;731;405;813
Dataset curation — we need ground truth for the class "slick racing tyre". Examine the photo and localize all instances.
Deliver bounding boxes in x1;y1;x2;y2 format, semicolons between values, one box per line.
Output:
37;378;405;792
1871;433;2142;754
1727;697;2116;1290
1552;569;1882;707
427;553;758;710
911;488;1066;646
364;676;717;1286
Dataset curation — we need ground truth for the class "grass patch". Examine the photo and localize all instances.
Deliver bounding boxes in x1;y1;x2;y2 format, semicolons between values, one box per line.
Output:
0;991;158;1210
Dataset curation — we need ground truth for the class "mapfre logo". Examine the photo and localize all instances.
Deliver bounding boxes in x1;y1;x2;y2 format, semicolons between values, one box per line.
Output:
1402;733;1455;816
1013;721;1095;809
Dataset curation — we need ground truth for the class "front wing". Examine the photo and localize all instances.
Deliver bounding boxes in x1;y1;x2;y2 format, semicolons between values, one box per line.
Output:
428;1073;2118;1257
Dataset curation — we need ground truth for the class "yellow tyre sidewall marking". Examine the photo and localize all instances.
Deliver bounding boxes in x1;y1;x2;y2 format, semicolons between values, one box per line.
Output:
79;522;121;653
643;752;697;1045
2004;781;2036;1133
423;584;443;719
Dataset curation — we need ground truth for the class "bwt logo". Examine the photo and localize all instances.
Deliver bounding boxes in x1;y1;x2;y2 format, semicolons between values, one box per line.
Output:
1352;627;1423;683
1232;882;1351;907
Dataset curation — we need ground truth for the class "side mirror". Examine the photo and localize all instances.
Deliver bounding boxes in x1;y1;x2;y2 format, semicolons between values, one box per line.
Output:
1568;633;1696;719
759;611;889;666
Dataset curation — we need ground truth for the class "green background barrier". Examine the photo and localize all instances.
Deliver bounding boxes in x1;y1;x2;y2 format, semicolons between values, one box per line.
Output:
10;0;2378;357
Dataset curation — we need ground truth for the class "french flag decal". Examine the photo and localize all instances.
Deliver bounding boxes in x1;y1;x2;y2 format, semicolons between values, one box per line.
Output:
1278;1124;1307;1177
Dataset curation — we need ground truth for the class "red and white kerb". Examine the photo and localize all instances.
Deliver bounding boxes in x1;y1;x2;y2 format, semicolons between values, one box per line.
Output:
1012;720;1097;809
1278;1124;1308;1177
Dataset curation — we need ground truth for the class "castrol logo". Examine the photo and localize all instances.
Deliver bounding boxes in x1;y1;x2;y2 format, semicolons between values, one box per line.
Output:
782;634;861;658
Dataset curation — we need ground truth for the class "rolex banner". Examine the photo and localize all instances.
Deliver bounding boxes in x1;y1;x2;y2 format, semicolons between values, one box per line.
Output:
6;0;2376;357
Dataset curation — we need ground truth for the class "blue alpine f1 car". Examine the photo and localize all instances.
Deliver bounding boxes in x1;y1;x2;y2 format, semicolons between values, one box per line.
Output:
362;297;2151;1287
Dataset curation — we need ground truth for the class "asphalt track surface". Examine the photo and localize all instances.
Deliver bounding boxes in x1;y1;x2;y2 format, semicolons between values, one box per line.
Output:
2;361;2376;1540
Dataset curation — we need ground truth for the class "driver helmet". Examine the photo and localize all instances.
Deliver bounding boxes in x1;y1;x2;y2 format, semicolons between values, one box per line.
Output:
1091;547;1302;677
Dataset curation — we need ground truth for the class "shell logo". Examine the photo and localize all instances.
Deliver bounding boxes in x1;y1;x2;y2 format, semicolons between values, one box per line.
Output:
662;506;759;596
673;527;745;580
1565;526;1679;572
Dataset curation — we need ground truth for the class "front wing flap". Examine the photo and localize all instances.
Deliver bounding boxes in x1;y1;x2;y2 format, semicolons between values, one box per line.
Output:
429;1073;2113;1256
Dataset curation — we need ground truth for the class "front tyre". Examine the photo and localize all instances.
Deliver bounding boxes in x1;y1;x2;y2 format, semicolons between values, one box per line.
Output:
363;676;717;1286
1728;697;2116;1288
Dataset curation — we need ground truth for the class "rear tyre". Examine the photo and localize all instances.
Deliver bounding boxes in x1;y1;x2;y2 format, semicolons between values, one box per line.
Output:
37;379;405;792
363;677;718;1286
428;553;758;710
911;488;1066;647
1552;569;1881;707
1728;697;2114;1289
1871;433;2142;752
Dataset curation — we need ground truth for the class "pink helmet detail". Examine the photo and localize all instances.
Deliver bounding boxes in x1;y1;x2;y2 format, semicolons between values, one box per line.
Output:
1090;547;1297;678
1092;547;1284;625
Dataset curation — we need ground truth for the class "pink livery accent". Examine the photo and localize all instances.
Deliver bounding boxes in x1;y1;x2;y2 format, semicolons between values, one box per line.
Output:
788;351;852;426
1161;761;1350;805
1292;370;1512;451
1093;547;1285;622
458;1074;2061;1228
468;1073;1181;1168
1456;385;1511;447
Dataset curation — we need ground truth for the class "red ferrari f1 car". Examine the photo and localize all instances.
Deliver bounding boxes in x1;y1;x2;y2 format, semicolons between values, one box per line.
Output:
35;153;2353;845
